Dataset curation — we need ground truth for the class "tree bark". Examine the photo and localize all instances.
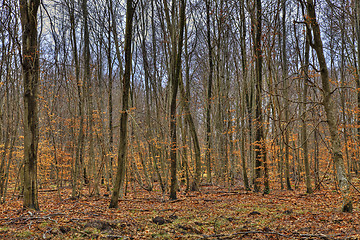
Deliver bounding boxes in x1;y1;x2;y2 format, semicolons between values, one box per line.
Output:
282;0;292;191
68;0;85;198
19;0;41;210
306;0;352;212
109;0;135;208
178;75;201;191
82;0;96;194
253;0;267;193
205;0;213;184
302;28;312;194
239;0;250;191
169;0;186;200
355;0;360;171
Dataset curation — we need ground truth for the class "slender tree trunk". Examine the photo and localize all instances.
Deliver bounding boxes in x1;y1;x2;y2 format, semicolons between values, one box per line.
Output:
68;0;84;198
339;2;350;181
19;0;40;210
205;0;213;184
178;75;201;191
253;0;266;193
355;0;360;168
302;28;312;194
82;0;95;193
107;14;114;190
239;0;250;190
169;0;186;200
282;0;292;191
109;0;135;208
306;0;352;212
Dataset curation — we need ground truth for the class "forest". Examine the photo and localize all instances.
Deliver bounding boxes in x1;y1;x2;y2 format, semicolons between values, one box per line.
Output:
1;0;360;239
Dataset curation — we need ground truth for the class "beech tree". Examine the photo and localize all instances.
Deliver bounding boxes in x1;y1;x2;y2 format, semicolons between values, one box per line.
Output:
19;0;41;210
305;0;352;212
109;0;135;208
168;0;186;200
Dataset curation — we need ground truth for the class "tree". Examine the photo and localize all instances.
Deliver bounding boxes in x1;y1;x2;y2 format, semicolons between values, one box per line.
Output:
19;0;41;210
282;0;292;191
252;0;268;193
169;0;186;200
239;0;250;191
305;0;352;212
301;28;312;194
205;0;213;184
109;0;135;208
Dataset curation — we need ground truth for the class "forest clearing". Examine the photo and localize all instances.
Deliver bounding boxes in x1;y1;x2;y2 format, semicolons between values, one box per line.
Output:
1;183;360;240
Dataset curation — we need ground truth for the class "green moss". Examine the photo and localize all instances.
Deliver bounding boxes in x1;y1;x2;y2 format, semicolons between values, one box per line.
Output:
0;227;9;232
16;230;33;238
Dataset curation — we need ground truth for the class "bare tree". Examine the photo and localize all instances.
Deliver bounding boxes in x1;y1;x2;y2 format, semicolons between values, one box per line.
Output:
109;0;135;208
19;0;41;210
205;0;213;184
305;0;352;212
168;0;186;200
252;0;268;193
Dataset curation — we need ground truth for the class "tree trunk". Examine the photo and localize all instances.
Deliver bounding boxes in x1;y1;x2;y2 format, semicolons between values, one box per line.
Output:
68;0;84;198
355;0;360;170
19;0;40;210
253;0;266;193
179;75;201;191
106;12;114;190
205;0;213;184
239;0;250;191
109;0;135;208
169;0;186;200
306;0;352;212
82;0;96;195
302;28;312;194
282;0;292;191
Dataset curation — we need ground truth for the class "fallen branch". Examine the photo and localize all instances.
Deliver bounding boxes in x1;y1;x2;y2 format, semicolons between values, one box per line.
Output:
296;233;339;240
0;213;65;224
127;208;151;212
106;235;131;239
168;198;185;203
199;231;291;239
199;231;344;240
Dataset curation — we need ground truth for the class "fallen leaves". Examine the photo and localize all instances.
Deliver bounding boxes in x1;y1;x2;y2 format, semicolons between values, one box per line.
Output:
0;185;359;239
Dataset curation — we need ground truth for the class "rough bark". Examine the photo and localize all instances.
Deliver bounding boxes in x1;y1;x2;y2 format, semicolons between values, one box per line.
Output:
19;0;41;210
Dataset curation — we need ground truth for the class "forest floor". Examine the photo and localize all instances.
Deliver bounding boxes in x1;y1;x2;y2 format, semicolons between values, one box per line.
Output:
0;181;360;239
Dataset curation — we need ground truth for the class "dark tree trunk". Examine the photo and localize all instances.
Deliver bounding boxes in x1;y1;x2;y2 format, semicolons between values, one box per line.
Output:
205;0;213;184
169;0;186;200
253;0;267;193
19;0;41;210
109;0;135;208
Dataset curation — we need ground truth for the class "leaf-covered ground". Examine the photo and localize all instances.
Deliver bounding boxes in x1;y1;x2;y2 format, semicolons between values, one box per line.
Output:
0;184;359;239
